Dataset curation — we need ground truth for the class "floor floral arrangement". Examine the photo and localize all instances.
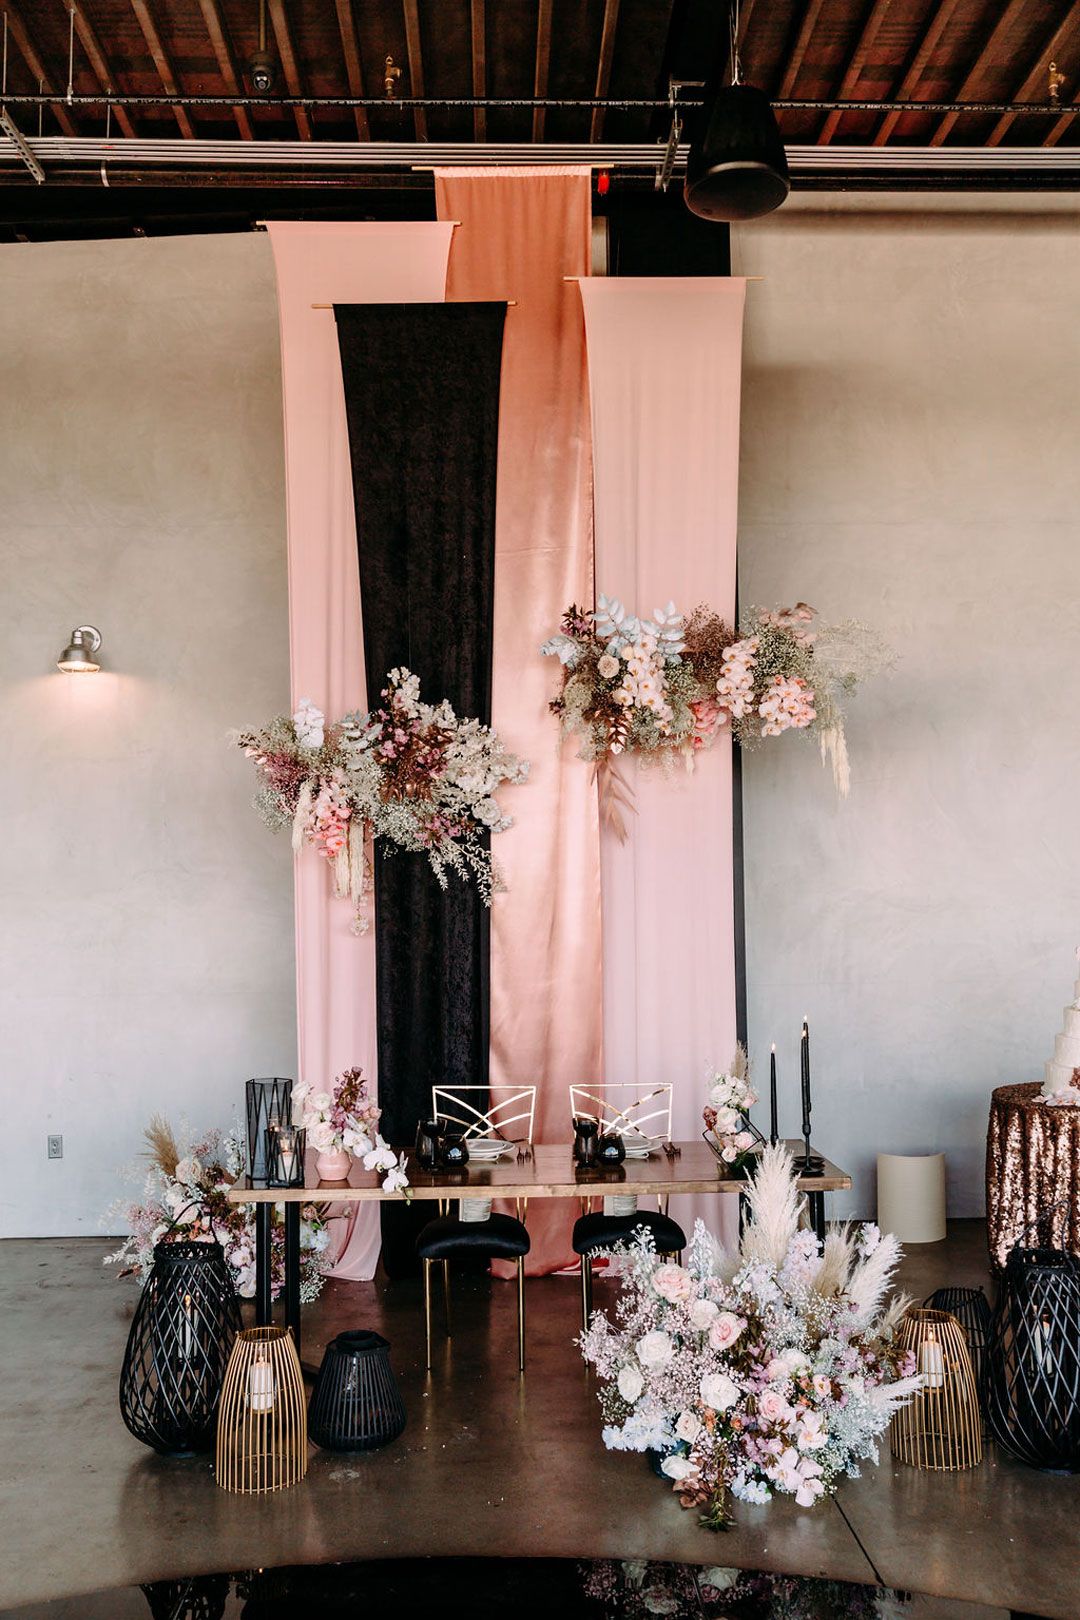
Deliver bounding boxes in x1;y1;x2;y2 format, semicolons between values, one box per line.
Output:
541;597;885;832
580;1559;903;1619
105;1118;329;1303
580;1145;920;1530
235;668;528;932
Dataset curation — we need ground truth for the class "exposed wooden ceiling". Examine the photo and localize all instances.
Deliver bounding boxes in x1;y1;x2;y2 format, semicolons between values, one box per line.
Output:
0;0;1077;153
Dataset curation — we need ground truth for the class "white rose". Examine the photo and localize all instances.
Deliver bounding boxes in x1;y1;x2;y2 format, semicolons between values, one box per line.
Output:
700;1569;739;1592
660;1454;696;1481
689;1297;719;1331
712;1106;740;1135
617;1365;645;1403
675;1410;702;1443
700;1372;739;1412
637;1330;674;1368
308;1120;336;1152
310;1091;333;1113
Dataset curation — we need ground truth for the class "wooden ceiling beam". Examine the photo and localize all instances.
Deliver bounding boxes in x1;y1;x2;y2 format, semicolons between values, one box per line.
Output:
930;0;1027;146
333;0;371;141
471;0;487;142
128;0;195;138
267;0;313;140
4;4;79;139
817;0;895;144
987;12;1080;146
195;0;253;139
776;0;828;101
532;0;553;141
590;0;622;142
71;4;137;138
402;0;428;141
872;0;964;145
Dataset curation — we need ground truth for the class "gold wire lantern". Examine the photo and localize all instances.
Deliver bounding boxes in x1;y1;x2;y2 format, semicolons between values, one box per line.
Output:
891;1308;982;1471
215;1326;307;1494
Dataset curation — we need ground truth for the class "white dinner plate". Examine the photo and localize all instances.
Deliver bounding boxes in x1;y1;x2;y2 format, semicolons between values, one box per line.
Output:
466;1138;518;1161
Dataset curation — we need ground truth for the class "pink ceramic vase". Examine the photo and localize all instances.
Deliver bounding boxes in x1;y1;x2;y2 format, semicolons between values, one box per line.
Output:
315;1146;353;1181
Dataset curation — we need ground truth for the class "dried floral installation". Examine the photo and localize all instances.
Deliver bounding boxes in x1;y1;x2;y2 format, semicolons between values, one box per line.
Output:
105;1117;329;1303
580;1145;921;1530
541;597;886;835
234;669;529;932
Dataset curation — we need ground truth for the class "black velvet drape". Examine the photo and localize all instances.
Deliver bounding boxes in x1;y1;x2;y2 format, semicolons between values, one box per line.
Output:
336;302;506;1272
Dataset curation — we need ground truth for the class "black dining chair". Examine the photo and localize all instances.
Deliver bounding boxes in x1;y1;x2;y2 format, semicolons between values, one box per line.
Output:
415;1086;536;1375
568;1083;686;1333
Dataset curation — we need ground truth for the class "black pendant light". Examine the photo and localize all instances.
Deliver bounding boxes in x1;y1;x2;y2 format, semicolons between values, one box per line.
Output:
685;82;789;223
683;3;789;223
119;1239;242;1455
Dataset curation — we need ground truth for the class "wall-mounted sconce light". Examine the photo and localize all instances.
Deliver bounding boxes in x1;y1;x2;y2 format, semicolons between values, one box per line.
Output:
57;625;102;673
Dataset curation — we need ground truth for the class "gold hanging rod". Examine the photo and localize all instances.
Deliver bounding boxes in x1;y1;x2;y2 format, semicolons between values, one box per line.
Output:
310;299;518;308
562;273;764;282
256;218;462;227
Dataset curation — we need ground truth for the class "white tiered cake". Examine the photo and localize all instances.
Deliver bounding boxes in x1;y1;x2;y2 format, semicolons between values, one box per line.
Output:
1042;955;1080;1103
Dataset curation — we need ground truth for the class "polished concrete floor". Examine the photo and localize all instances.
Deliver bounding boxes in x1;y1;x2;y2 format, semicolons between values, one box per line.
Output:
1;1222;1078;1618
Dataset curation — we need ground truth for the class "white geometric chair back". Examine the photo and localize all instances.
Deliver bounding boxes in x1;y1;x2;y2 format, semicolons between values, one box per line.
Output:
432;1085;537;1145
568;1083;674;1142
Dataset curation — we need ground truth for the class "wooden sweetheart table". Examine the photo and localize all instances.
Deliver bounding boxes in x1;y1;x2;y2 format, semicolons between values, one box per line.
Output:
228;1138;851;1356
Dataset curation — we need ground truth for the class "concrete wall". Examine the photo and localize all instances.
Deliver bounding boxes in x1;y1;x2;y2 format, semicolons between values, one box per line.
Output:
0;233;296;1237
733;196;1080;1218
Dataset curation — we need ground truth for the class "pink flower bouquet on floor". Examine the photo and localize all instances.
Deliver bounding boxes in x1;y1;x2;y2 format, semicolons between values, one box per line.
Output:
580;1145;920;1530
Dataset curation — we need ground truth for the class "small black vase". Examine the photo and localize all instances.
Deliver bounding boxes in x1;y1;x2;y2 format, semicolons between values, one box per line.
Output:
415;1119;443;1172
573;1117;600;1168
308;1330;407;1452
437;1135;470;1170
597;1132;626;1166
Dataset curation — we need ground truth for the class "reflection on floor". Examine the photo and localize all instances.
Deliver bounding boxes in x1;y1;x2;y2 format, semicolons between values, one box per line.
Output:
1;1557;1018;1620
1;1222;1079;1619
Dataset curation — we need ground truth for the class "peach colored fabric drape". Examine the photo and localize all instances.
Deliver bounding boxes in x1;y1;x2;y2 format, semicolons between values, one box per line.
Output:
579;277;746;1252
267;222;453;1279
434;169;602;1275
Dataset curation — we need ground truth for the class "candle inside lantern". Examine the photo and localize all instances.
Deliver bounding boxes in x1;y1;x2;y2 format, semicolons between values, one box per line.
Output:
769;1044;778;1145
277;1129;297;1183
919;1333;945;1390
247;1352;275;1413
182;1293;194;1360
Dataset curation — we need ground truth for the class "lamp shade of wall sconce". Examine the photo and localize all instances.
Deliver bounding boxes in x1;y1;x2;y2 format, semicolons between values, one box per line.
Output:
57;625;102;673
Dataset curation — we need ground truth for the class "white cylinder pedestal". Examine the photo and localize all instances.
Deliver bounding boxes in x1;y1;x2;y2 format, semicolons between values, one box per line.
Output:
876;1152;947;1243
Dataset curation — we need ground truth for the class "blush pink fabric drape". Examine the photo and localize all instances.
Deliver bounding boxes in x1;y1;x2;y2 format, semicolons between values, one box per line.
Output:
579;277;747;1251
433;169;602;1275
267;222;453;1280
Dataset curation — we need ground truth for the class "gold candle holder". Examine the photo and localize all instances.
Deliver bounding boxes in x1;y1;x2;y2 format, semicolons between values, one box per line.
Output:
215;1326;307;1494
891;1307;982;1471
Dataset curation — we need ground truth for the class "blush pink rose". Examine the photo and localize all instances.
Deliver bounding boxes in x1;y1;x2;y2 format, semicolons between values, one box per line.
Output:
757;1388;791;1425
653;1263;694;1304
708;1311;746;1351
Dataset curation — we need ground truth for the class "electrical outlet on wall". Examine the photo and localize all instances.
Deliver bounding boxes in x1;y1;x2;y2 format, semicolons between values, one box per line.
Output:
47;1135;63;1160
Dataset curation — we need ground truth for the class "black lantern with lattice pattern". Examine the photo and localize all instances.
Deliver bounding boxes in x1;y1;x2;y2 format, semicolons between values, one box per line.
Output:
119;1239;242;1456
985;1247;1080;1472
308;1330;407;1452
924;1285;993;1406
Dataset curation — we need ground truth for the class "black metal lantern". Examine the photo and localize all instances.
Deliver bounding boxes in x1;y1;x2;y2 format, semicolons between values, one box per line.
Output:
245;1076;293;1183
308;1330;407;1452
119;1239;242;1455
140;1575;230;1620
266;1125;306;1188
924;1285;993;1404
684;82;790;223
985;1247;1080;1471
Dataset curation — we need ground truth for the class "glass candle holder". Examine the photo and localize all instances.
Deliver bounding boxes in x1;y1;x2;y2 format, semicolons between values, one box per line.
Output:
265;1126;306;1188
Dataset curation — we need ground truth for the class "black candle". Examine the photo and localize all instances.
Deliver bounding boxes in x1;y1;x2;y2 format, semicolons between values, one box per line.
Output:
801;1019;811;1140
769;1044;778;1145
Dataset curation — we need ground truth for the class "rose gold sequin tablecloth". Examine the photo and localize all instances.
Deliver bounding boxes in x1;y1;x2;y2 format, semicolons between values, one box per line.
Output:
986;1081;1080;1272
